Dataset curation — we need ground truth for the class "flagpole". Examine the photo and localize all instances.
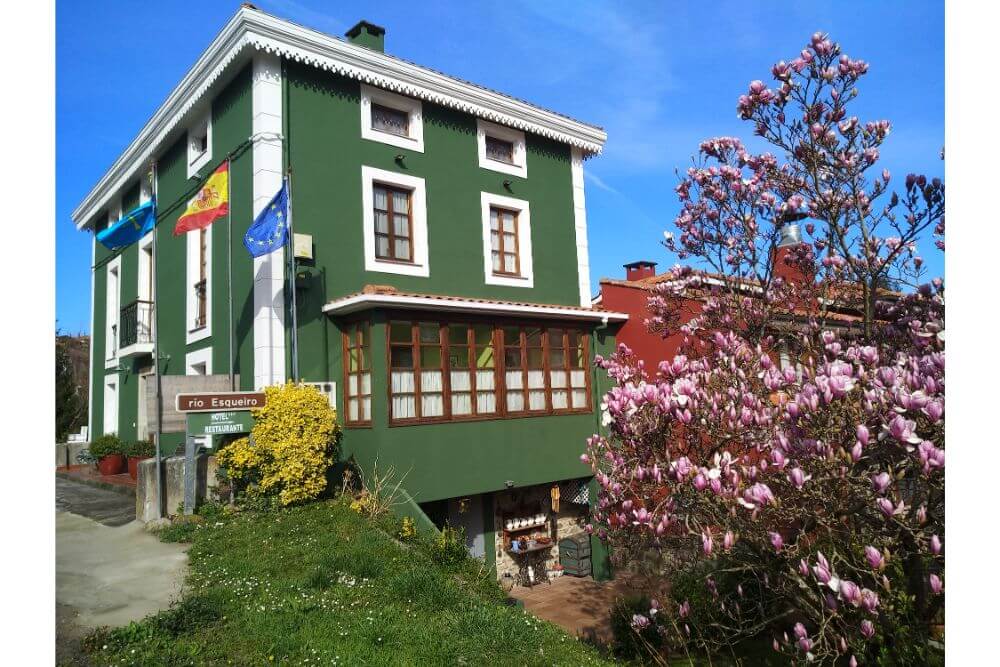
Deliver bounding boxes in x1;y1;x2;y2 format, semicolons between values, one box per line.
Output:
287;169;299;382
151;161;164;520
227;157;235;391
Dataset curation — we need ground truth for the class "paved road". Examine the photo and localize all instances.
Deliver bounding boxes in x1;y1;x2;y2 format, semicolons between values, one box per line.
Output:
56;478;187;665
56;476;135;526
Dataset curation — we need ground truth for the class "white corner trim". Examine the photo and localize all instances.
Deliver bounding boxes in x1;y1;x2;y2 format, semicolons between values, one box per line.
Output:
252;52;286;390
185;346;213;375
360;83;424;152
185;224;212;345
104;255;122;369
87;236;96;440
480;191;533;288
361;165;429;277
72;7;606;229
477;119;527;178
187;111;213;180
323;292;629;321
570;147;592;307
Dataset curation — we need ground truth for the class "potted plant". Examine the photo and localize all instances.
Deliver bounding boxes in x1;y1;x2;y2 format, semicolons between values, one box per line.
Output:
126;439;155;480
89;434;126;476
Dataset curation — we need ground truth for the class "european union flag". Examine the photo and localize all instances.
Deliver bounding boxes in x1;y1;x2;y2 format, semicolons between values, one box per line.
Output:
244;181;289;258
96;200;156;250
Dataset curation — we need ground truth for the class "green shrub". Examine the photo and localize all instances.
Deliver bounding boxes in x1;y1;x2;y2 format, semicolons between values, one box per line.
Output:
88;434;123;459
387;567;464;610
424;524;468;567
609;593;664;662
123;439;155;457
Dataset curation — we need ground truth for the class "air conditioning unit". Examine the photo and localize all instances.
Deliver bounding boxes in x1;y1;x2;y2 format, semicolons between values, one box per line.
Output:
301;381;337;408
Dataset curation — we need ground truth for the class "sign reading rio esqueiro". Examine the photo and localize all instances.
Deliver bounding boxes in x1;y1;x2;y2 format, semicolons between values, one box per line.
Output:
175;391;266;413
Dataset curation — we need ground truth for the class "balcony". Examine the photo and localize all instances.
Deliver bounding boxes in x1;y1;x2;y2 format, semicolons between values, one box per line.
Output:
119;299;155;358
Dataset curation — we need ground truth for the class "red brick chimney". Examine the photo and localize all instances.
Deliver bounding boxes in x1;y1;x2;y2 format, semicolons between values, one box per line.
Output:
624;260;658;281
772;224;810;286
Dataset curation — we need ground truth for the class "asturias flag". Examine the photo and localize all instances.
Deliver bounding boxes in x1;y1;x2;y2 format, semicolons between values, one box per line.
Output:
96;200;156;250
243;181;289;258
174;161;230;236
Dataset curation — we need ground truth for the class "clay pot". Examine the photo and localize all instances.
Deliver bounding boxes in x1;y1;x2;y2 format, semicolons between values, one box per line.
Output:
98;454;126;476
127;456;151;480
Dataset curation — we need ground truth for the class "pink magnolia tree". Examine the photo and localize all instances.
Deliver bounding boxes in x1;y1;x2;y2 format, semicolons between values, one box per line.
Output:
584;33;944;664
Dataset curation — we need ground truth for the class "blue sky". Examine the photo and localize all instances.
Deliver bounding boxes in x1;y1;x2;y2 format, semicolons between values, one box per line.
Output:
56;0;944;333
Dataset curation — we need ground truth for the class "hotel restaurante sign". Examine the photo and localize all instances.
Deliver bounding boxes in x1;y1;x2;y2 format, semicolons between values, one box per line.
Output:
175;391;266;413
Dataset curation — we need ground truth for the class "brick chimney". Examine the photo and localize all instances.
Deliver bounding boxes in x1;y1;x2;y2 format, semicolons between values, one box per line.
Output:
623;260;657;282
345;20;386;52
772;223;810;285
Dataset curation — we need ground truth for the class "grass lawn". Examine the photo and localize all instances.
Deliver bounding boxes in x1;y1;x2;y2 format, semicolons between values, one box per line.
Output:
84;499;613;666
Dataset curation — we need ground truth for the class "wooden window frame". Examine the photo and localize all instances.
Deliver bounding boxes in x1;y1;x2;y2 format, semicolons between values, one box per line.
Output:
342;320;373;427
373;183;414;263
385;315;592;426
490;206;521;277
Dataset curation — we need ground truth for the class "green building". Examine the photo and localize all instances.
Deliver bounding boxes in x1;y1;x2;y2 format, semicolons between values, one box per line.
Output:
72;7;626;580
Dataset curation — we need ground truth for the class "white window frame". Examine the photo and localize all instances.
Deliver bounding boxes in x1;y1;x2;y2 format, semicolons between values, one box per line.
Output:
105;254;122;369
186;347;213;375
362;166;429;277
186;223;212;345
103;375;119;436
480;192;533;288
477;119;527;179
186;347;212;447
187;111;213;179
360;84;424;152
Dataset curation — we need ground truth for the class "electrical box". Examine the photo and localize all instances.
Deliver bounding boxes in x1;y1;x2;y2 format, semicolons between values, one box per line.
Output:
294;233;313;260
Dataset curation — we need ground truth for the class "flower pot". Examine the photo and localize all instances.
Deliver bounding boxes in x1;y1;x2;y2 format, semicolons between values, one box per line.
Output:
97;454;126;476
127;456;151;480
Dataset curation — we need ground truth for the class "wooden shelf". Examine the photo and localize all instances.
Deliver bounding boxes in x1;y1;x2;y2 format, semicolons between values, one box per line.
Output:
507;542;553;555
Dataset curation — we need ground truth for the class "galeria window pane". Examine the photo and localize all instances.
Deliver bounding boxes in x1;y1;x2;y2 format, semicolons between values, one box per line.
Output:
386;320;589;423
343;321;372;425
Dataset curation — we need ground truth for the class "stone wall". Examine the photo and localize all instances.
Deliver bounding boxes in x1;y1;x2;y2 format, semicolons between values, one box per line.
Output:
136;455;219;523
55;442;89;468
493;480;591;582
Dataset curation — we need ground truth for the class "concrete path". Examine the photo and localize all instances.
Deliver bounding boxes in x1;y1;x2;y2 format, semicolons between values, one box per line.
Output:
56;477;188;664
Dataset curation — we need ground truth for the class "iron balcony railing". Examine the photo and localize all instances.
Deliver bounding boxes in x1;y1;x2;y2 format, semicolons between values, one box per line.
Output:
120;299;154;350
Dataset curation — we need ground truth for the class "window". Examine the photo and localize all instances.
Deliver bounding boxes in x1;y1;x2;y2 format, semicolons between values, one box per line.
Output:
362;166;429;277
481;192;533;287
477;119;527;178
373;184;413;262
371;104;409;136
485;136;514;164
343;322;372;425
490;207;520;276
387;320;590;424
194;229;208;329
186;222;211;344
360;84;424;152
105;255;121;367
187;112;212;179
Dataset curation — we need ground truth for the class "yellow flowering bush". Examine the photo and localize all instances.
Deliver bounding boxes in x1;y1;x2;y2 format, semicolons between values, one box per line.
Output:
398;516;416;540
216;383;341;506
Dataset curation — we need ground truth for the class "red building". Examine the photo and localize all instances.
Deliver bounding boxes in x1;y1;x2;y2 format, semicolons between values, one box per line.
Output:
596;225;875;375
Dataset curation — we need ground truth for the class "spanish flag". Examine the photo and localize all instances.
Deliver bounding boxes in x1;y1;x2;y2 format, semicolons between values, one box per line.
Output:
174;161;229;235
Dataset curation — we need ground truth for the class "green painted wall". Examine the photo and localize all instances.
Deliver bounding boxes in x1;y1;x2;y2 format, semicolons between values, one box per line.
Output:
284;60;587;386
88;65;253;453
